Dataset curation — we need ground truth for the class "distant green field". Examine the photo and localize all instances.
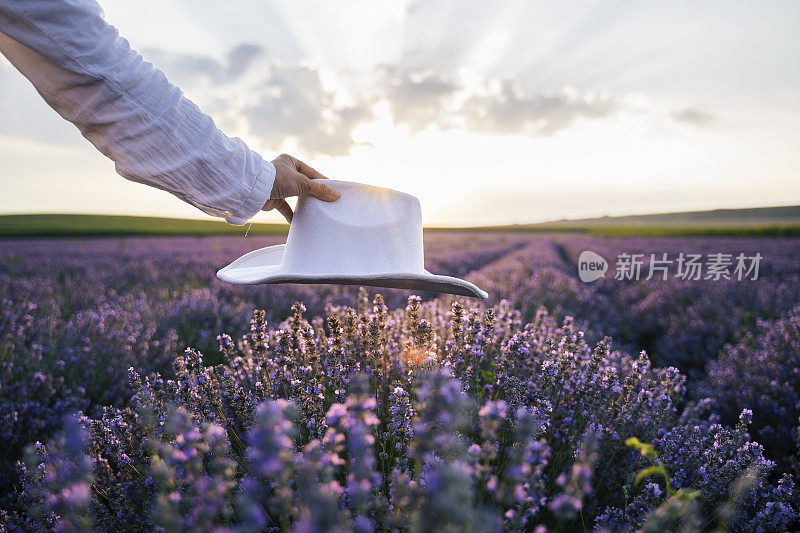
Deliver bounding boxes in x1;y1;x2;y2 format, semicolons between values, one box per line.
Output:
2;209;800;237
440;224;800;237
0;214;288;237
437;204;800;237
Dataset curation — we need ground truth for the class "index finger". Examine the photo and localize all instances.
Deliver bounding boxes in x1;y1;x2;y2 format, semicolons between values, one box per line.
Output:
294;158;328;181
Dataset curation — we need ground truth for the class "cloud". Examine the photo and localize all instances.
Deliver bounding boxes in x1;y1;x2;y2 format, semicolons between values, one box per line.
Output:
141;46;376;156
244;63;373;156
459;80;611;136
0;44;618;158
141;44;264;86
378;69;612;137
382;67;459;133
240;66;614;155
672;108;715;126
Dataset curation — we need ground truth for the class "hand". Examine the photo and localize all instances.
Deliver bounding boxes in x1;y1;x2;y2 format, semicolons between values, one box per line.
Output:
262;154;341;222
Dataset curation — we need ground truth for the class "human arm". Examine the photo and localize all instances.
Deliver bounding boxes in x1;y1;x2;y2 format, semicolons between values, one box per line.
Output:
0;0;338;224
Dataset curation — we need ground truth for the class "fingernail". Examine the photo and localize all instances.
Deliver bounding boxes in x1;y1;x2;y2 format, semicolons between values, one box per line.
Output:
331;188;342;200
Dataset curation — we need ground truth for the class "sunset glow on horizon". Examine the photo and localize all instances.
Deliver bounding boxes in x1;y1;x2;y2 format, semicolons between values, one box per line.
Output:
2;0;798;226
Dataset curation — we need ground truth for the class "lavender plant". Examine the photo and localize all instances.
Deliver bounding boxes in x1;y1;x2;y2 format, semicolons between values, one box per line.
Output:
2;233;800;531
2;294;794;531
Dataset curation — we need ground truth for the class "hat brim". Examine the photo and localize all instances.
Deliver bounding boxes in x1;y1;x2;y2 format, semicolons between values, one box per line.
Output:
217;244;488;299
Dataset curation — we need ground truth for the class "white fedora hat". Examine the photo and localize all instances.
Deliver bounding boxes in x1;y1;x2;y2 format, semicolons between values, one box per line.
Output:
217;180;488;299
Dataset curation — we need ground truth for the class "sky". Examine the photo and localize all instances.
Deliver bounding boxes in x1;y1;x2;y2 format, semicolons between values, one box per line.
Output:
1;0;799;226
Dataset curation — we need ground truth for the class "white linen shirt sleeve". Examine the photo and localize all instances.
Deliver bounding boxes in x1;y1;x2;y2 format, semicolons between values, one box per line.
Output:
0;0;275;225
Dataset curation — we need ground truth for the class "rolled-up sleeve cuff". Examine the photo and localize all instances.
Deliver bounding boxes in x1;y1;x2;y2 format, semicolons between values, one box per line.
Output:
225;161;276;226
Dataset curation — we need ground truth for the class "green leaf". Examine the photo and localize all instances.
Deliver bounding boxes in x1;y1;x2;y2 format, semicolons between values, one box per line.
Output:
625;437;657;459
635;464;668;485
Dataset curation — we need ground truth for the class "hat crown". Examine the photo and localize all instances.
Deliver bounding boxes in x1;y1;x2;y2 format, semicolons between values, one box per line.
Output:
280;180;426;275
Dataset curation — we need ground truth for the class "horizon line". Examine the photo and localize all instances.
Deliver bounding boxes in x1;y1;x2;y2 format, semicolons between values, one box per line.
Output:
2;201;800;229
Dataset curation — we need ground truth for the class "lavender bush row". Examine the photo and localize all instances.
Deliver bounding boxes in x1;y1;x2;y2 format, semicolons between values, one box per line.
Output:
704;305;800;468
553;235;800;377
3;233;800;531
2;294;794;531
0;233;520;509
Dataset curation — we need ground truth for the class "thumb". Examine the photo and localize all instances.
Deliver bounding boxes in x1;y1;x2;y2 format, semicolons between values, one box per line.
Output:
306;178;341;202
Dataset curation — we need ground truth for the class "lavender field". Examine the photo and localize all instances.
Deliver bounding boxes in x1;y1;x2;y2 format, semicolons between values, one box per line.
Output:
2;232;800;531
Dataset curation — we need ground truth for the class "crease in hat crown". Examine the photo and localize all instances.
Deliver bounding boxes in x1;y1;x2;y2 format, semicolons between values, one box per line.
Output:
216;179;488;299
282;180;424;276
